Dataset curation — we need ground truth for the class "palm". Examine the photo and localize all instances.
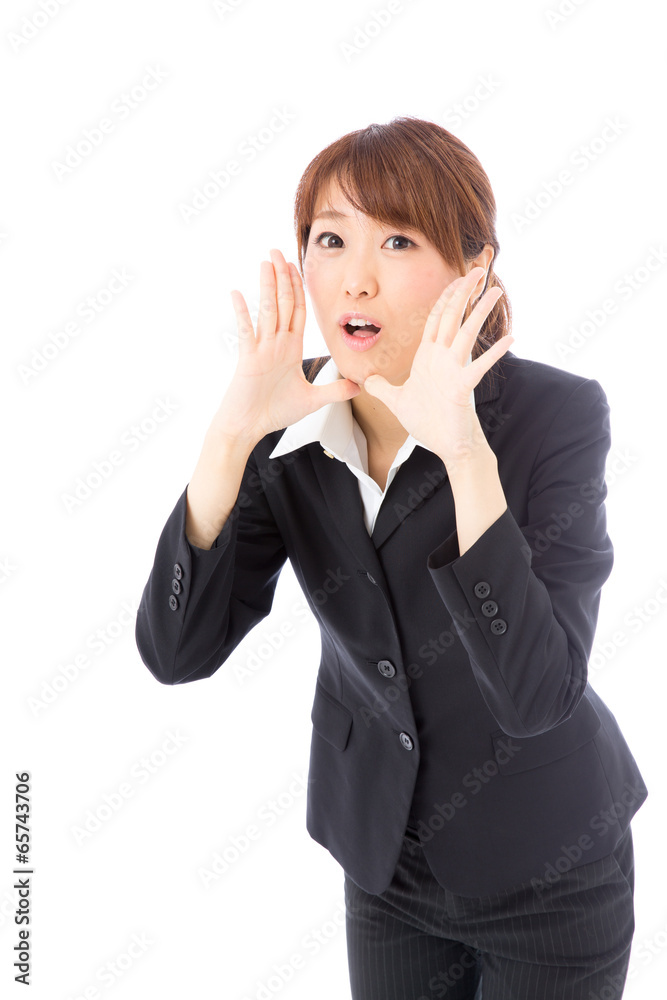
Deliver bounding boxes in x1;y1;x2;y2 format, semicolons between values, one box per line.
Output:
212;249;359;445
363;268;512;465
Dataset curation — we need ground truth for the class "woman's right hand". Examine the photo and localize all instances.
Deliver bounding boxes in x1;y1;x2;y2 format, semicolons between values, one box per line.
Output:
209;248;360;449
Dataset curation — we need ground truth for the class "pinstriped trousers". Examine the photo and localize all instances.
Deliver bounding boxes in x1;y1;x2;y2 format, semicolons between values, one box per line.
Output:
344;824;635;999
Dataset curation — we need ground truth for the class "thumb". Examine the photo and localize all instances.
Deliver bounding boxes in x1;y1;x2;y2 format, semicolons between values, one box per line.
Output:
319;377;361;406
363;373;392;405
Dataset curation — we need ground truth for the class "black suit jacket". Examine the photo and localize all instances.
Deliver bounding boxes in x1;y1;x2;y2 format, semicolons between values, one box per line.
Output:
135;351;648;896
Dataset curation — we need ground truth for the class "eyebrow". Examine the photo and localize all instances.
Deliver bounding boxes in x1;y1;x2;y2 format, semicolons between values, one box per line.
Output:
312;209;349;222
311;208;421;236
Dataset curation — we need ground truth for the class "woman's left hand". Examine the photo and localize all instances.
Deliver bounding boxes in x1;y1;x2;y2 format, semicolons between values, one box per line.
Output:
362;267;513;471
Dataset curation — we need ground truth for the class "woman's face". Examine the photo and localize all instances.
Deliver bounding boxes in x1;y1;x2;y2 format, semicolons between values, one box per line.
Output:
303;179;464;387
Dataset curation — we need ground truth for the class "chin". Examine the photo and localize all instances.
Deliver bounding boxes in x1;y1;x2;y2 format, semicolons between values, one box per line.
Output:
335;356;377;384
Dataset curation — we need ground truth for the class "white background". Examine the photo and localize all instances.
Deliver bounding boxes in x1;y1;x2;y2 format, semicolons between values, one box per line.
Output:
2;0;665;997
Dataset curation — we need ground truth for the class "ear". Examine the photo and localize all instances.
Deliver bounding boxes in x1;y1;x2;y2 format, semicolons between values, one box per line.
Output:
468;244;495;301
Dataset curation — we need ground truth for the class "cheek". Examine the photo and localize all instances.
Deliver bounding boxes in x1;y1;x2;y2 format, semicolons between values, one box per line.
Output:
302;253;330;294
302;267;335;336
401;308;428;343
398;291;434;343
398;273;454;338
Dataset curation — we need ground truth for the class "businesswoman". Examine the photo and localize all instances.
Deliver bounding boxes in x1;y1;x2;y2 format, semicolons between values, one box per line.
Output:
136;117;647;999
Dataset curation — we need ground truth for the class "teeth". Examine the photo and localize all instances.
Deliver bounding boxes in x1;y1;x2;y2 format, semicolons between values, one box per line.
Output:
347;318;376;327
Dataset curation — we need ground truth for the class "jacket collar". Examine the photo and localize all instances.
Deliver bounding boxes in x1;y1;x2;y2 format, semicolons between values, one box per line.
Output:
269;351;514;576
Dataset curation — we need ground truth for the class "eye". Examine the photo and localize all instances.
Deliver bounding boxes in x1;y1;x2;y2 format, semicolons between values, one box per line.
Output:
383;235;415;251
310;231;416;251
311;231;343;249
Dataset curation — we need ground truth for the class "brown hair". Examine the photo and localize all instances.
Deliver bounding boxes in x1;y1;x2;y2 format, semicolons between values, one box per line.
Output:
293;116;511;382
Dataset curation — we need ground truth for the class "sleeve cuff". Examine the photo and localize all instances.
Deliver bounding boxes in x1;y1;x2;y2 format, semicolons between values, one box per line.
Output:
427;505;523;574
184;486;237;557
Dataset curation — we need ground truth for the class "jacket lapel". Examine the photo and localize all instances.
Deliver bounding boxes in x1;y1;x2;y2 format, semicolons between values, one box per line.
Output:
304;350;512;567
308;444;388;582
370;446;449;549
372;351;510;547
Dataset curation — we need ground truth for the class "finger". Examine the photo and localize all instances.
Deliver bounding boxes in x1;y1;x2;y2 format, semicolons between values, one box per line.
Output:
362;372;394;408
269;248;295;334
464;333;514;385
423;268;483;343
288;262;307;335
448;286;504;363
435;268;488;347
422;275;466;343
229;289;255;355
256;260;278;340
317;376;361;408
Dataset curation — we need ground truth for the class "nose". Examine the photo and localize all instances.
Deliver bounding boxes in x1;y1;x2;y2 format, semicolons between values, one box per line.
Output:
343;246;379;299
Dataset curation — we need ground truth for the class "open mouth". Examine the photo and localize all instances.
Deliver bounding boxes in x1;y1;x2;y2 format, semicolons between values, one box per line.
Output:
343;322;381;337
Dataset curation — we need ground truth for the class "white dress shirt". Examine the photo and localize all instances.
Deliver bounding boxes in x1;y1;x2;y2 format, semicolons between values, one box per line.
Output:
269;357;432;536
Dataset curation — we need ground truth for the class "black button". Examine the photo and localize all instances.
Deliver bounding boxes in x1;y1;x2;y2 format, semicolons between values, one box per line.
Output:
474;581;491;598
168;595;179;611
172;579;182;595
367;573;376;585
377;660;396;678
173;563;183;580
399;732;414;751
490;618;507;635
481;600;498;617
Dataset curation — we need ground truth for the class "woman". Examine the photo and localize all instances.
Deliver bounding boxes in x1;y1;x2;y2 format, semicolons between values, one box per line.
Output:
135;117;648;999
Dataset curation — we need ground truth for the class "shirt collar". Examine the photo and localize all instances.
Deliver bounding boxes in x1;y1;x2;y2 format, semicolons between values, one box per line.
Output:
268;357;426;462
268;352;480;461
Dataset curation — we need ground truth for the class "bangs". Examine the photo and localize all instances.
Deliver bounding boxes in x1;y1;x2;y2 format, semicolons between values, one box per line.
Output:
315;153;430;236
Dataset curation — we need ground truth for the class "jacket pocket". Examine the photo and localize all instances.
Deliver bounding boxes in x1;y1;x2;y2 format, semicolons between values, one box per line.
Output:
491;695;602;775
311;680;353;751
